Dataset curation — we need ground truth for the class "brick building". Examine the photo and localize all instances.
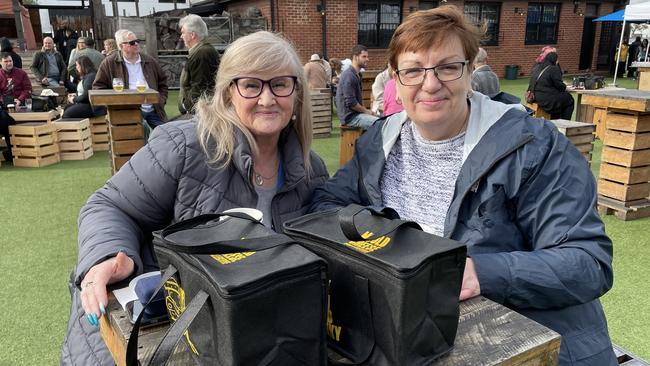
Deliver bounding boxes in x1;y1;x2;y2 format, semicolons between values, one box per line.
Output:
220;0;623;77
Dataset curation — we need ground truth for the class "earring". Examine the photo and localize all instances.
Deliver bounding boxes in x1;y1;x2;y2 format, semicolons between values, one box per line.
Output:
396;98;402;105
291;114;297;121
466;90;474;99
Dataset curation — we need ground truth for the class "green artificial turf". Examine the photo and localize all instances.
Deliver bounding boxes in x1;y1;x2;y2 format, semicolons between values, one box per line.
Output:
1;80;649;364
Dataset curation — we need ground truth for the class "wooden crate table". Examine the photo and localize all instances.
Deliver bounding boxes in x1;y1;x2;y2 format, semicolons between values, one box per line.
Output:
89;115;110;151
310;88;332;138
53;118;94;160
9;109;60;124
89;89;159;174
550;119;596;164
579;89;650;220
578;88;649;139
632;62;650;91
101;295;560;366
8;122;60;167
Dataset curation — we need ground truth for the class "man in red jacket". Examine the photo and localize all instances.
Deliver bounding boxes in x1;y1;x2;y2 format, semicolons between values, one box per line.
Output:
0;52;32;106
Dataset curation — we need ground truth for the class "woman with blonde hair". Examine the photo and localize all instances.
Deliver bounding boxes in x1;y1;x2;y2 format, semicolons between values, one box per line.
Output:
102;38;118;56
310;6;615;365
60;31;328;365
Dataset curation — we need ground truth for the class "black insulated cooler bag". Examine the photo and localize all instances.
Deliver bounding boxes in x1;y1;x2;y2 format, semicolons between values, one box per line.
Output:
126;211;328;366
283;204;467;366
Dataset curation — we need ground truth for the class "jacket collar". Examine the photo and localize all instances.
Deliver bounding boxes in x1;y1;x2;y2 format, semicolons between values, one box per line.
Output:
230;126;307;190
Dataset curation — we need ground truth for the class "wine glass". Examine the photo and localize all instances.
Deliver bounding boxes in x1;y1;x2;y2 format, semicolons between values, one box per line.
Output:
136;79;147;93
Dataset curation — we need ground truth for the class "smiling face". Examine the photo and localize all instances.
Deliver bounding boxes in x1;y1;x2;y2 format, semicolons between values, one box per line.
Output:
229;69;297;141
394;34;471;140
43;37;54;51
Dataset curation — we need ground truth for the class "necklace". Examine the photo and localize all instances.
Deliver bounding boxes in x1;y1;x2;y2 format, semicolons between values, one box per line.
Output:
253;169;277;186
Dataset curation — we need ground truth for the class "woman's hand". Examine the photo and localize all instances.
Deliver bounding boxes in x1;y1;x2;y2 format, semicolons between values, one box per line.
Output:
80;251;134;326
459;257;481;301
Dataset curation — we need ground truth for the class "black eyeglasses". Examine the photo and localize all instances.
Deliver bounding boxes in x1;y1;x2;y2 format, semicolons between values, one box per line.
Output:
396;60;469;86
232;76;298;99
121;40;140;46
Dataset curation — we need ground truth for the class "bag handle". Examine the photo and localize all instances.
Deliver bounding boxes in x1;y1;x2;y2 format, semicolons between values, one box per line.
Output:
530;65;551;93
158;212;295;254
126;264;179;366
338;204;421;241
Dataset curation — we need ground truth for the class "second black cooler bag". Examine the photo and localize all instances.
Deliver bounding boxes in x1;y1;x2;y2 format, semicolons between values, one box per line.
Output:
283;204;467;366
126;211;328;366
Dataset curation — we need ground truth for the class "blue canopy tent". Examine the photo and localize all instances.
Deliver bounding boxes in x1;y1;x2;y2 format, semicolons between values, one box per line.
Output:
593;10;625;22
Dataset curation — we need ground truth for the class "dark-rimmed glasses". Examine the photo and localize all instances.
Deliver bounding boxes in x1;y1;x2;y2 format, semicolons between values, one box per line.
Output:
232;76;298;99
396;60;469;86
121;39;140;46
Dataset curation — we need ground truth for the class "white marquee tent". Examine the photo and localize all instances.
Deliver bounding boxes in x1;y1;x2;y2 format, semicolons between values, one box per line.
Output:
613;0;650;84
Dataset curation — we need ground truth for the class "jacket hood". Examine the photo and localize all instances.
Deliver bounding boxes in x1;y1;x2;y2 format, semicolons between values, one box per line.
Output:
380;92;526;162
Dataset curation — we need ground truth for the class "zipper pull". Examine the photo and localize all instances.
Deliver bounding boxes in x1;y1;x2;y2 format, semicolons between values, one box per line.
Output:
470;178;480;193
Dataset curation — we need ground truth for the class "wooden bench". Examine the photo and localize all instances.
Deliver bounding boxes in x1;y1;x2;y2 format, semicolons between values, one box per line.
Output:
101;295;561;365
527;102;552;119
339;125;363;167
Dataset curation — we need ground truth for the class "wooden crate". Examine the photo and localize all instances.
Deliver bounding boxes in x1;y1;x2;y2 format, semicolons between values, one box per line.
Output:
603;129;650;150
526;103;551;119
9;109;61;124
601;146;650;168
606;112;650;133
551;119;596;136
310;88;332;138
89;115;109;151
8;122;60;168
54;118;94;161
597;179;650;201
600;163;650;185
361;71;379;110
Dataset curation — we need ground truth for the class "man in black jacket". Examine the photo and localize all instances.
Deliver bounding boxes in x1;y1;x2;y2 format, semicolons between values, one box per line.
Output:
178;14;220;115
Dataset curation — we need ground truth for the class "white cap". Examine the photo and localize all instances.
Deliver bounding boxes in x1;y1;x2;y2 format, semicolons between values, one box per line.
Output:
310;54;321;61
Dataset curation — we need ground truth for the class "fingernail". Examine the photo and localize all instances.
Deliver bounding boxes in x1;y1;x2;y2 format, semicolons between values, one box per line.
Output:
91;313;99;326
99;302;106;315
86;314;93;325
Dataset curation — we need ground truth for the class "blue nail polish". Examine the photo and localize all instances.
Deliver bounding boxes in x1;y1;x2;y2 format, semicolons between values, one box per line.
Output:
91;313;99;326
99;302;106;315
86;314;94;325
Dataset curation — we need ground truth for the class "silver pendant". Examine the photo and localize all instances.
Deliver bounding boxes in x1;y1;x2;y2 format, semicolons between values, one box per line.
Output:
254;173;264;186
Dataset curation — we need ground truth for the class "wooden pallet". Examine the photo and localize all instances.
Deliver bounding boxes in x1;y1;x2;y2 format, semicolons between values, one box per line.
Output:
614;344;650;365
598;196;650;221
92;142;110;151
12;153;60;168
9;109;61;124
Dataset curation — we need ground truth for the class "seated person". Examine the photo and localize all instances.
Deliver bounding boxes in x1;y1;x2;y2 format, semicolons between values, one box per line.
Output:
471;47;500;98
310;6;616;366
0;52;29;163
60;31;329;365
527;52;574;120
63;56;106;119
335;45;380;129
382;77;403;116
30;37;68;89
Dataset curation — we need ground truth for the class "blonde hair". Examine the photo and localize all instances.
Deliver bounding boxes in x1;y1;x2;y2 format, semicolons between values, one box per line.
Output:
195;31;312;171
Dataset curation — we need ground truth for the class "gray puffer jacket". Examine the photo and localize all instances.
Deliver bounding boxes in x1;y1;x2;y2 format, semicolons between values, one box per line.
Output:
60;119;328;365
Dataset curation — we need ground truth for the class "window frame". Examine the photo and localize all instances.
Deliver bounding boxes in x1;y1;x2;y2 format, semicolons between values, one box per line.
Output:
463;2;501;46
357;0;402;49
525;3;561;45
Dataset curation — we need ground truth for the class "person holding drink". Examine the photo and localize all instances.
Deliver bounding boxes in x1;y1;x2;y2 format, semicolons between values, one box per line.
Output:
93;29;168;130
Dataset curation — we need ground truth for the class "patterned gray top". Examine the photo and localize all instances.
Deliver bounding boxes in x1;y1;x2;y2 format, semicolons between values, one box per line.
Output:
381;120;465;236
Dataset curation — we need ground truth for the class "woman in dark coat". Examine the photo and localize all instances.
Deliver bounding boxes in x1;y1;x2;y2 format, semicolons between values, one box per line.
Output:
0;38;22;69
527;52;574;120
62;56;106;118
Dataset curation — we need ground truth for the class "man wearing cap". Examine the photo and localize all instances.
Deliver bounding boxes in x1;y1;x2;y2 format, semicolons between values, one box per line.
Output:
177;14;220;115
93;29;168;130
30;37;68;88
304;54;330;89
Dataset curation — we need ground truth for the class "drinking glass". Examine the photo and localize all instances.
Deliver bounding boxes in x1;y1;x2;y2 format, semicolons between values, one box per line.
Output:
136;79;147;93
112;77;124;92
25;98;32;111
